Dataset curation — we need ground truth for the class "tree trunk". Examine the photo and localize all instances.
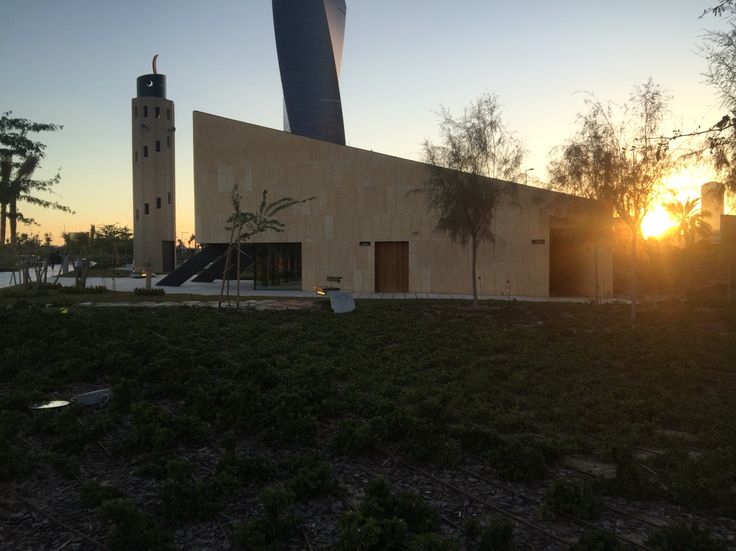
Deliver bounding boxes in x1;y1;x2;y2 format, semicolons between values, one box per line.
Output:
630;231;638;322
9;198;17;246
0;202;6;244
471;235;479;308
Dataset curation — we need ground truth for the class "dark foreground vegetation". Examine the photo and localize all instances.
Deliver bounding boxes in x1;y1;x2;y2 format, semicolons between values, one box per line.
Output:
1;298;735;550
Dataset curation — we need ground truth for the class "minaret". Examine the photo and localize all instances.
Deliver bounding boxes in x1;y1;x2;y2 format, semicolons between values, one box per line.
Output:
132;55;176;273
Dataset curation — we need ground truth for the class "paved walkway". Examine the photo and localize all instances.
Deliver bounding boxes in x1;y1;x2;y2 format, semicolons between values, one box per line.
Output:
0;269;592;303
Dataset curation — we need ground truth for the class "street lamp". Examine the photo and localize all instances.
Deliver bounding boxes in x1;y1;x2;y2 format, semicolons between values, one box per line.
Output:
524;167;535;185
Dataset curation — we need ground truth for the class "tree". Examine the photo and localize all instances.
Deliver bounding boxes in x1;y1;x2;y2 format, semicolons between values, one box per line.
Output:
421;93;524;307
94;223;132;266
701;1;736;18
700;2;736;191
664;196;712;247
0;112;71;245
219;187;314;308
548;80;672;320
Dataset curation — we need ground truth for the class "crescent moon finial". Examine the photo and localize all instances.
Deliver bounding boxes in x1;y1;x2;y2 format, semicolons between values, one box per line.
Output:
152;54;159;75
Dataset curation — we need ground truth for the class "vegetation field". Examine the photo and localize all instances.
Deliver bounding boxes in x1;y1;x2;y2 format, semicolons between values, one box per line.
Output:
2;298;736;550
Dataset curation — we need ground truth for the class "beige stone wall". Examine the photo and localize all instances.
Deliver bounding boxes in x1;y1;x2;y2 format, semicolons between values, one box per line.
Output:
193;111;613;298
132;97;176;272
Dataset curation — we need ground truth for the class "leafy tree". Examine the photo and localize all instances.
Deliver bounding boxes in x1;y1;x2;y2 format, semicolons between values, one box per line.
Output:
0;112;71;245
664;196;712;247
548;80;672;320
95;223;133;266
699;2;736;190
421;93;524;307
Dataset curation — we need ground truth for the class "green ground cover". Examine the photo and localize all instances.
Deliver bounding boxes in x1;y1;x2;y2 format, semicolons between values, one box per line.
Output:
1;299;735;549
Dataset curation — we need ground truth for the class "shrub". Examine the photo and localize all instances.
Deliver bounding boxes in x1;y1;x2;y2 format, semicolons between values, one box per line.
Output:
570;529;623;551
543;479;602;520
464;517;514;551
284;455;339;500
59;285;108;294
330;419;377;456
158;470;239;523
233;485;300;551
597;447;661;501
338;479;443;551
667;450;736;517
80;481;124;508
489;439;549;484
451;425;503;456
645;522;728;551
0;443;32;482
134;287;165;296
215;453;277;484
0;283;60;298
407;532;460;550
98;498;173;551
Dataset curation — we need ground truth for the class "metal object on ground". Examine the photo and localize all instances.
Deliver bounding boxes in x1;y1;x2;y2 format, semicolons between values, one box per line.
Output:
325;290;355;313
71;388;113;407
30;400;70;410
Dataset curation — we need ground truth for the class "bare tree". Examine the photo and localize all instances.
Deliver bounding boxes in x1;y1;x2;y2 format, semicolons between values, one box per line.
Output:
548;80;672;320
421;93;524;307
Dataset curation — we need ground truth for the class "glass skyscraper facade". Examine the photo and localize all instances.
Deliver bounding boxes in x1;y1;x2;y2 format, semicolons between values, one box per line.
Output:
272;0;346;145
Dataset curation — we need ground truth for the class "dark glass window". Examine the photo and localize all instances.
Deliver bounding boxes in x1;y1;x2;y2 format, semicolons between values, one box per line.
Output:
167;136;171;147
134;106;138;118
143;106;148;117
155;107;160;118
167;108;171;120
156;197;161;209
143;146;148;158
254;243;302;290
144;203;150;215
167;192;171;204
156;140;161;152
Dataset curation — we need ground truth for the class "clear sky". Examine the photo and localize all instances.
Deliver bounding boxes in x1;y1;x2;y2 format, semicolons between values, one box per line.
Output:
1;0;729;242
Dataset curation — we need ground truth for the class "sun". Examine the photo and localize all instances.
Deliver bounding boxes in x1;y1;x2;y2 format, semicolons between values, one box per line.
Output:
641;204;674;239
641;164;718;240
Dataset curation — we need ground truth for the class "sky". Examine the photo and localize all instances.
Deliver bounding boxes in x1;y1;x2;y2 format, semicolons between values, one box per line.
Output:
1;0;731;243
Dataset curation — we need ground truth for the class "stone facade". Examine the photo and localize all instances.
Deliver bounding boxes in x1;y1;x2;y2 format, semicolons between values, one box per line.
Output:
193;111;613;298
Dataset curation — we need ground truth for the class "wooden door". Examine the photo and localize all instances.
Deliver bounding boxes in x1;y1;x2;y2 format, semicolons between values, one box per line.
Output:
375;241;409;292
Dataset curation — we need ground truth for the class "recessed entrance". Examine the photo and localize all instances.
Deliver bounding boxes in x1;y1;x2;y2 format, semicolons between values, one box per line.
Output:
375;241;409;292
549;219;588;297
161;240;175;273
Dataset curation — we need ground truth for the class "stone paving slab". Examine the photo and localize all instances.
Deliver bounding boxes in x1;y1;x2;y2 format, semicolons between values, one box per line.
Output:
77;299;321;311
2;269;598;304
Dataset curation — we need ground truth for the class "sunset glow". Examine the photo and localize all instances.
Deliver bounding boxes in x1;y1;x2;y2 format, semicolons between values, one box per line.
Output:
641;204;675;239
641;164;721;240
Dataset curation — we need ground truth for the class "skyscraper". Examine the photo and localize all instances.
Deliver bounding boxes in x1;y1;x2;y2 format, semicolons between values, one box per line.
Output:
272;0;346;145
131;56;176;273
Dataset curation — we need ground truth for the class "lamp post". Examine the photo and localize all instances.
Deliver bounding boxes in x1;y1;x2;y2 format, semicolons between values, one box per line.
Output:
524;167;535;185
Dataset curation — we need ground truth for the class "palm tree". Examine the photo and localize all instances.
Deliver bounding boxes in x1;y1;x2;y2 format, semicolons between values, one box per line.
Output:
0;154;71;245
664;196;712;247
1;112;68;245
